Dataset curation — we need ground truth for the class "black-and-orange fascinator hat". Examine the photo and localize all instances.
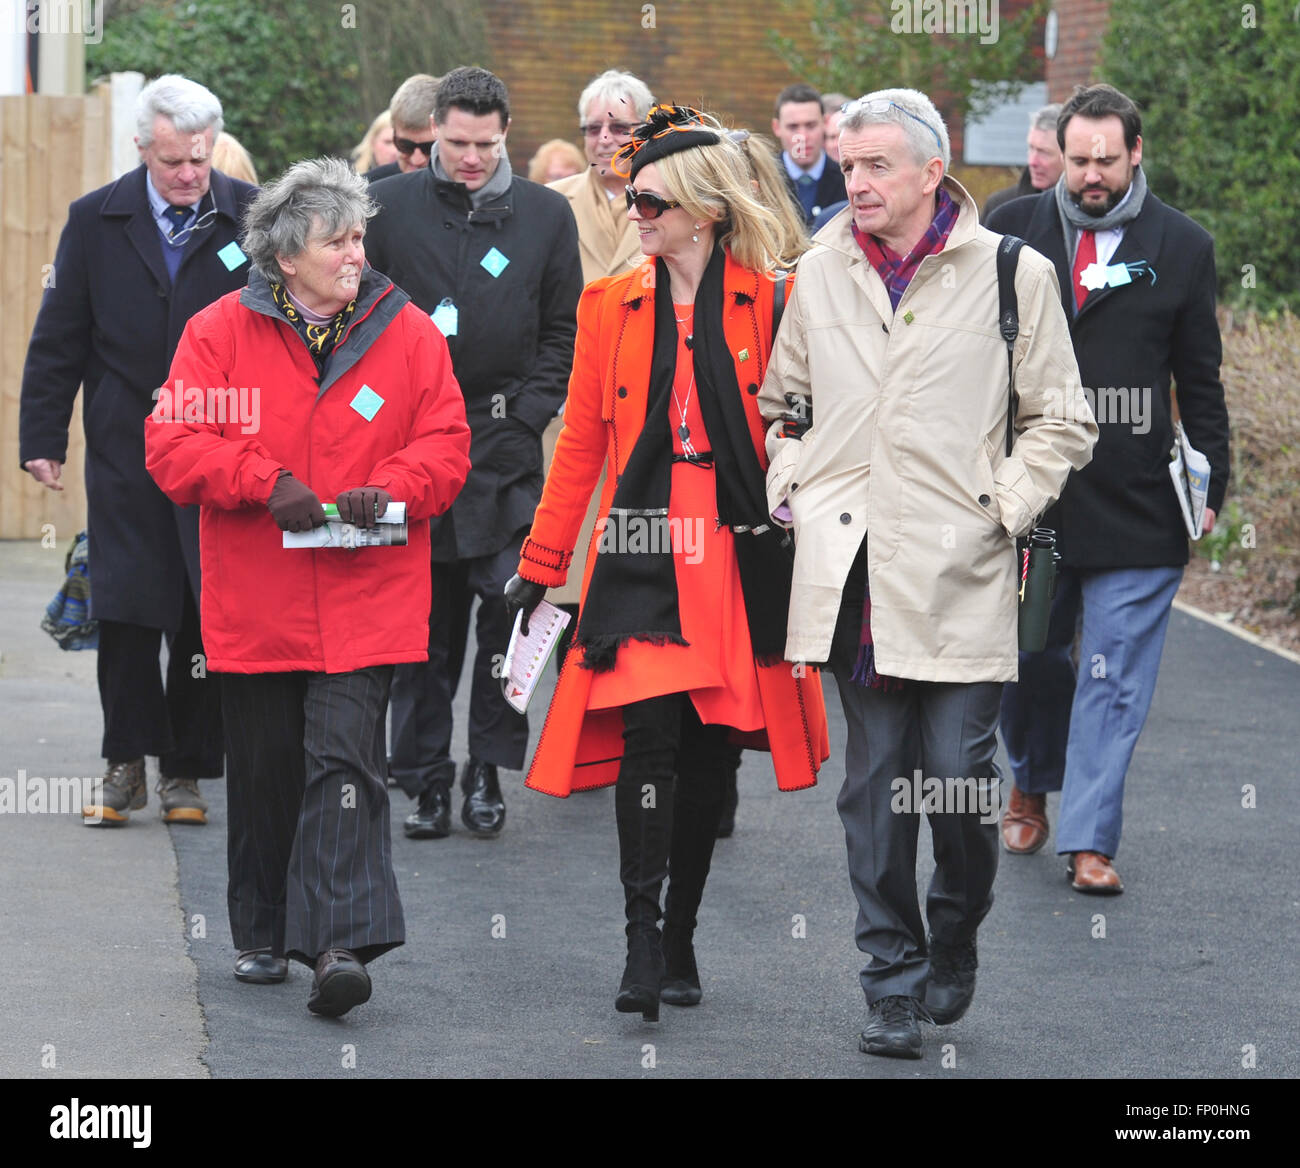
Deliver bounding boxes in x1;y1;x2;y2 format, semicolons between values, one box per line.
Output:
611;104;722;181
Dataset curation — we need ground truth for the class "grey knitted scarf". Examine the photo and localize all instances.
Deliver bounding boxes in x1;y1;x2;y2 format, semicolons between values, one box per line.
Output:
1053;163;1148;260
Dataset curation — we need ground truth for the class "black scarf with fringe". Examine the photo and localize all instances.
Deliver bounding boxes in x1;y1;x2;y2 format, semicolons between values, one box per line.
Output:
576;246;792;671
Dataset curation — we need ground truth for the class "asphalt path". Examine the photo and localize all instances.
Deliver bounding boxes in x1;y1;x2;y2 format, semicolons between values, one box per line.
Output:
3;539;1298;1079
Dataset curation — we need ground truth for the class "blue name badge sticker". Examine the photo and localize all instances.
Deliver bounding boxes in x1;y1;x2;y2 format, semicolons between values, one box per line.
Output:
217;241;248;271
480;247;510;278
350;384;385;421
431;298;458;337
1104;263;1132;287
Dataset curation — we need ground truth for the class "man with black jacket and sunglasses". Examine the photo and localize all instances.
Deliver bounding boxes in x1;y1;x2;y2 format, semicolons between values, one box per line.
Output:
365;66;582;843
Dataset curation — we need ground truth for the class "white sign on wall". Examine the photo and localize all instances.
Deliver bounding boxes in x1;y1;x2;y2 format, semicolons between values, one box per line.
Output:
963;81;1050;167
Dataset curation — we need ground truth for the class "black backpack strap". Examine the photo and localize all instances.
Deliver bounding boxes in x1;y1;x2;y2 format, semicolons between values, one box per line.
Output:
772;271;788;340
997;234;1024;457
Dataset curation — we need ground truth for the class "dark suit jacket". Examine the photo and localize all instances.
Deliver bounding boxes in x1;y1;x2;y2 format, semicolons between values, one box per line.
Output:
982;167;1036;221
782;154;846;227
20;165;258;630
364;161;402;183
365;168;581;561
987;186;1230;569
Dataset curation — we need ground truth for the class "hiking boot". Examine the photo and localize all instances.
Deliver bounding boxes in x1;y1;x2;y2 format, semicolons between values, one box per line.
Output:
860;994;930;1059
85;759;146;826
157;777;208;825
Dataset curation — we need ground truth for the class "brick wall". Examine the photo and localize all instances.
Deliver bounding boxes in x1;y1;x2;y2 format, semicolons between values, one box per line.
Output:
1047;0;1111;102
487;0;818;170
484;0;1054;179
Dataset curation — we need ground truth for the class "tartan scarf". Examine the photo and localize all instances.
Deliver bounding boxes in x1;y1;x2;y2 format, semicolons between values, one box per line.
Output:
852;186;958;310
848;585;905;693
270;282;357;371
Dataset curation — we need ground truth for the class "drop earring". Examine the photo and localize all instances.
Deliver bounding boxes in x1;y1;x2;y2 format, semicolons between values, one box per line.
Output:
692;223;701;243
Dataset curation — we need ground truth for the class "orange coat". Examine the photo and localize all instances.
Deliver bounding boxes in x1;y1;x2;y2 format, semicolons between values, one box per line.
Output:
518;251;830;797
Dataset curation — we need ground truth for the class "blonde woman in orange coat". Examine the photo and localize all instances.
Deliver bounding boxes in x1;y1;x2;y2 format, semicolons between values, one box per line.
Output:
505;107;829;1022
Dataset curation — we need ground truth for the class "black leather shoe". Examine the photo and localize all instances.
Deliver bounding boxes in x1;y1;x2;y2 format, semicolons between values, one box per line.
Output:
924;934;978;1025
234;948;288;984
859;995;929;1059
307;948;371;1017
404;782;451;839
460;758;505;838
660;925;702;1006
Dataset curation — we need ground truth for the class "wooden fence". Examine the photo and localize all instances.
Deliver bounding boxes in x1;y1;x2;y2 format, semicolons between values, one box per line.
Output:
0;87;112;540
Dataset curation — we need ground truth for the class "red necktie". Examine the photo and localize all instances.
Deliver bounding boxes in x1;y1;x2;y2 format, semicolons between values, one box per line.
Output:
1072;228;1097;311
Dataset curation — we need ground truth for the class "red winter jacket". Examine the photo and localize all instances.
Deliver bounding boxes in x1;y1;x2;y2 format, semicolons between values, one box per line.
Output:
145;268;470;674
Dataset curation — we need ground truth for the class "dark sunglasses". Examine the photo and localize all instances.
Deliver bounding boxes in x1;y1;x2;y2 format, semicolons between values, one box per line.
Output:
625;185;681;219
394;137;436;156
580;121;636;139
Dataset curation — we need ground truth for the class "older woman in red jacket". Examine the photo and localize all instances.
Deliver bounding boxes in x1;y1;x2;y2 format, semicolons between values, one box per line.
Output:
146;157;470;1017
506;107;829;1021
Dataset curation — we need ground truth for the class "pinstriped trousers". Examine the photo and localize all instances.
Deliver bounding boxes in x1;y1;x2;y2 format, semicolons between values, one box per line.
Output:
221;667;405;967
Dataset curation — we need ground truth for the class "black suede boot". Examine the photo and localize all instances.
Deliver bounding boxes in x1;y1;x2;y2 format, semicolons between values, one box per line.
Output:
661;718;730;1006
660;924;701;1006
715;748;741;838
613;699;678;1022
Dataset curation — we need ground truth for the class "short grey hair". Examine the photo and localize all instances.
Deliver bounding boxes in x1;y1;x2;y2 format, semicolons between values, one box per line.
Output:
241;158;375;283
821;92;851;115
136;74;223;147
840;87;951;172
1030;103;1063;134
577;69;654;123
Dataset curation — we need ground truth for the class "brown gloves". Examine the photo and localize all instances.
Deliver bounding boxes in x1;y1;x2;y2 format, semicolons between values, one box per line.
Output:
267;471;326;532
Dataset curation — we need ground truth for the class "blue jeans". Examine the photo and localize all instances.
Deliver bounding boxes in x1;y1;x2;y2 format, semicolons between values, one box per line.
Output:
1000;565;1183;858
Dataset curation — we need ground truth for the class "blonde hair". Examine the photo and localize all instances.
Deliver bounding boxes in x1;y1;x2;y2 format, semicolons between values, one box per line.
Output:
652;113;805;274
729;130;810;268
528;138;586;184
351;109;392;174
211;131;258;184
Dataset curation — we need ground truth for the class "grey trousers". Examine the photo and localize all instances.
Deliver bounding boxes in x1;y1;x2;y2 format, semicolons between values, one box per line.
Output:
832;669;1003;1004
222;667;405;967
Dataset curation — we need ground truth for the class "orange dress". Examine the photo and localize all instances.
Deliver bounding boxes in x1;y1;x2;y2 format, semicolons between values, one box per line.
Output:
586;307;765;733
517;253;829;798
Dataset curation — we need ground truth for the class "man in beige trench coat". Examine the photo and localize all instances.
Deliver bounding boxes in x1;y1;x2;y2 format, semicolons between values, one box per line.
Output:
760;89;1097;1060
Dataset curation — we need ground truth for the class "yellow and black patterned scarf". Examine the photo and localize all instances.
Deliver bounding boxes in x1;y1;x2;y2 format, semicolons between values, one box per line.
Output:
270;281;357;370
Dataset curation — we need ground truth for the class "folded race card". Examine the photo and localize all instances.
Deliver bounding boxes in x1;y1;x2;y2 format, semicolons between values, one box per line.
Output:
1168;423;1210;541
501;600;571;713
282;501;408;548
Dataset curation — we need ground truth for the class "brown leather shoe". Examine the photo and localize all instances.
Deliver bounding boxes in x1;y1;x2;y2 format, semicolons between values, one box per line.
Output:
1001;786;1049;854
1068;851;1124;895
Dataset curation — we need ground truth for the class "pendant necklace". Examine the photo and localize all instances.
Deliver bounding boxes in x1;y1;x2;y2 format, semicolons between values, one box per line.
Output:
673;308;698;456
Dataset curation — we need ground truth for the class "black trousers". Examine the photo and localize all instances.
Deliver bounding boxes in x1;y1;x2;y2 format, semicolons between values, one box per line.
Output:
96;583;223;777
221;667;404;967
389;534;529;798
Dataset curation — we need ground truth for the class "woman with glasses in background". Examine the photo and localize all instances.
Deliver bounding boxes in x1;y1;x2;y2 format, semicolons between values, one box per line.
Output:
542;70;657;659
505;106;829;1022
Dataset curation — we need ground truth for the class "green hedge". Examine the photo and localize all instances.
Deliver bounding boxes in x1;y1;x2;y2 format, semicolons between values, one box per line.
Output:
88;0;486;182
1102;0;1300;312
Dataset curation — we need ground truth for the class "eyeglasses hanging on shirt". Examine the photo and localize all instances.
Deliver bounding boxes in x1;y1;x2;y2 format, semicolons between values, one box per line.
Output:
162;196;218;248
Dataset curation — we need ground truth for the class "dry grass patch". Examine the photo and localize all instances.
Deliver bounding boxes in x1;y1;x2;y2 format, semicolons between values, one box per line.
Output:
1177;310;1300;655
